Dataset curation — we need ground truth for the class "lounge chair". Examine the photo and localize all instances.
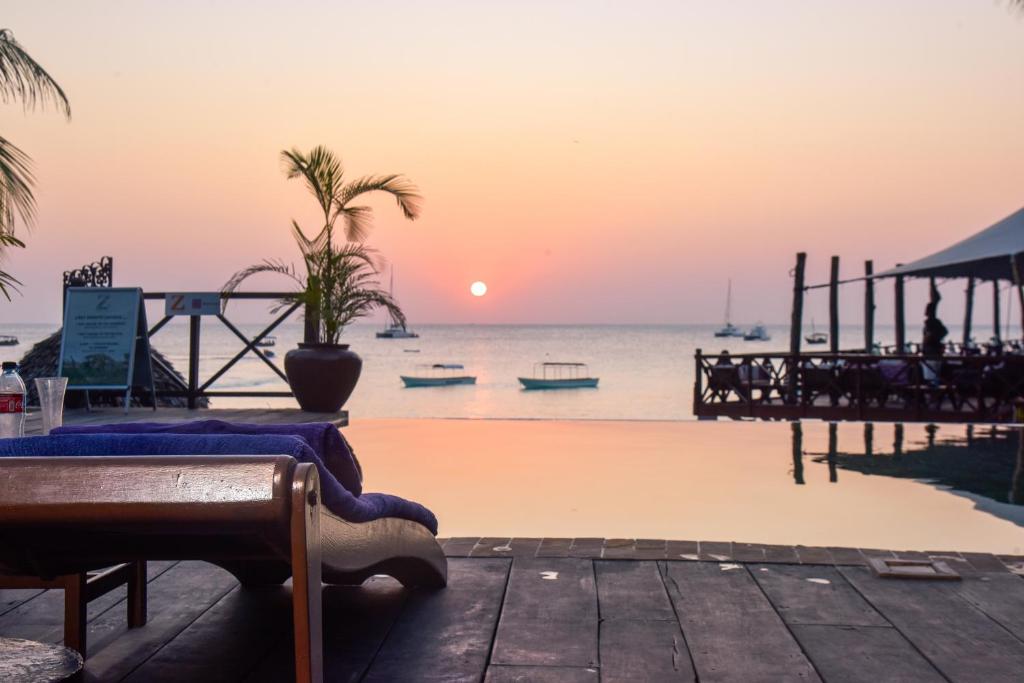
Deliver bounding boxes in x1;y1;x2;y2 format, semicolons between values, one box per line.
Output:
0;433;447;683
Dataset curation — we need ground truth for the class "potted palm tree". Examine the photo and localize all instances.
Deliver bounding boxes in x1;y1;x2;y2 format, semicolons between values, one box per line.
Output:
224;146;421;412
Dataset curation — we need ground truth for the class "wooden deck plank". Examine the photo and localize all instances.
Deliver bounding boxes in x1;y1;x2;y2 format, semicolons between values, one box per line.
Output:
536;538;572;558
244;578;410;683
600;619;694;682
490;558;598;668
363;558;509;682
0;562;174;645
952;573;1024;642
661;562;820;682
751;565;888;627
80;562;238;682
594;561;676;621
665;540;699;560
0;589;45;619
595;562;694;679
697;541;732;561
633;539;667;560
123;585;292;683
470;538;513;558
568;538;604;559
789;625;945;683
485;665;598;681
840;566;1024;682
761;545;800;564
795;546;834;565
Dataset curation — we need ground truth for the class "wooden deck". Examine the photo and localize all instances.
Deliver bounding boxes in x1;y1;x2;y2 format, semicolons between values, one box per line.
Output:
1;539;1022;681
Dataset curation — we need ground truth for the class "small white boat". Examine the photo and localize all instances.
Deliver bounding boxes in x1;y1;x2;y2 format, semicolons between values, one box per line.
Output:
714;279;744;337
377;322;419;339
744;324;771;341
805;319;827;345
377;268;419;338
401;364;476;387
0;335;18;346
255;336;276;348
519;362;599;390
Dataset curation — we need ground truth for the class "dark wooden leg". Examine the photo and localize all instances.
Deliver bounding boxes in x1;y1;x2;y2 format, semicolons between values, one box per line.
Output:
290;463;323;683
63;573;87;657
127;560;147;628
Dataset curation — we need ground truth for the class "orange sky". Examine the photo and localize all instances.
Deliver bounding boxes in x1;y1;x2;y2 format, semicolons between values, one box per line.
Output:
2;1;1024;324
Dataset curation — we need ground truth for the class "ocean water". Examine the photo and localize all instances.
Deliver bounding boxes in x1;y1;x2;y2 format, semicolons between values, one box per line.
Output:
0;320;960;420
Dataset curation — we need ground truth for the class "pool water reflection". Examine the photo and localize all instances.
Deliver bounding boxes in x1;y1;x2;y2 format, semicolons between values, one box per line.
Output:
349;419;1024;554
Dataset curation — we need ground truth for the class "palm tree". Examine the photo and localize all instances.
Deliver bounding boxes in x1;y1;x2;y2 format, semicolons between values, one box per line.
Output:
225;146;421;343
0;29;70;299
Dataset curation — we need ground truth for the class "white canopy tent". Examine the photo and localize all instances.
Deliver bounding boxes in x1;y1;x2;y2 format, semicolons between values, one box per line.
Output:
875;206;1024;282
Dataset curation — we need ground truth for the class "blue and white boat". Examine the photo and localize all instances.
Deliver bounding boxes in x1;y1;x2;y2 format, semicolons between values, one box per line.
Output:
518;362;599;390
401;364;476;387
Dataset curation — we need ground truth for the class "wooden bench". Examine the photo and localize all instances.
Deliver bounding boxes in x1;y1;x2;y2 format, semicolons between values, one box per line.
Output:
0;455;324;682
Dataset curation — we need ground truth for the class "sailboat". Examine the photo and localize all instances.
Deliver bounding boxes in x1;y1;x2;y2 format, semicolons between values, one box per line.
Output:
805;319;827;345
376;269;419;339
714;279;743;337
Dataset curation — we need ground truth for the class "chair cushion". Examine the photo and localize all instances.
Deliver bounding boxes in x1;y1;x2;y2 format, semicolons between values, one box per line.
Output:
54;420;363;495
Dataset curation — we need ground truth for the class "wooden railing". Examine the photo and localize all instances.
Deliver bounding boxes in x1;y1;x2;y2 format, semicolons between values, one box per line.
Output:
144;292;301;408
694;349;1024;423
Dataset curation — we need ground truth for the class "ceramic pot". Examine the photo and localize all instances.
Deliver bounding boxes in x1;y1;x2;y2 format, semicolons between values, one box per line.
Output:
284;343;362;412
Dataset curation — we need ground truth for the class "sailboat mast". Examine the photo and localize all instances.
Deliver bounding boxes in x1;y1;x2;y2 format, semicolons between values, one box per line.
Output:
725;279;732;324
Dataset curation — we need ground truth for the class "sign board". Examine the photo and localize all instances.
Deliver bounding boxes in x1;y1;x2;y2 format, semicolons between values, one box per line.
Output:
59;287;156;408
165;292;221;317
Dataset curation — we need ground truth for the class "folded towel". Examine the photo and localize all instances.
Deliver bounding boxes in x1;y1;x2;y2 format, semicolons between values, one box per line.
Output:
53;420;363;496
0;434;437;534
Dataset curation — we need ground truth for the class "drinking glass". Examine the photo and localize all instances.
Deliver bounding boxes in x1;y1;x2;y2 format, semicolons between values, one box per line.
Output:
35;377;68;435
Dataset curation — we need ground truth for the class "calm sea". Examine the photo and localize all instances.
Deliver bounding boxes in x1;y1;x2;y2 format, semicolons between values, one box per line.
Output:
0;321;961;420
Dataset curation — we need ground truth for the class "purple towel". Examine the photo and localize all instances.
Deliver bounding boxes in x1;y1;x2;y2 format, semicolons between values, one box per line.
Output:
0;433;437;535
53;420;363;496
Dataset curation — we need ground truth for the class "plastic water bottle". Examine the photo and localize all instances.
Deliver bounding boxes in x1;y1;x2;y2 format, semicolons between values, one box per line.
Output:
0;361;26;438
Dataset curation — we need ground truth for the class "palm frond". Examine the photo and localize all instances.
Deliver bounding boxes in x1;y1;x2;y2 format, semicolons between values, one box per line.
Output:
220;259;305;312
0;230;24;300
0;135;36;232
281;146;344;224
0;29;70;117
339;173;422;220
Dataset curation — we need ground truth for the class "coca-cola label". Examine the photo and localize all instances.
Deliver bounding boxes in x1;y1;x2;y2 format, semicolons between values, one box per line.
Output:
0;393;24;414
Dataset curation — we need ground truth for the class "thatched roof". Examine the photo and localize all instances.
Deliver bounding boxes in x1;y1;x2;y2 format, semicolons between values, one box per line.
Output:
18;331;209;409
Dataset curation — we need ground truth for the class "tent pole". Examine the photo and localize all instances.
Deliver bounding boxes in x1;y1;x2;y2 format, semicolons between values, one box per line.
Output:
994;280;1002;343
829;256;840;353
895;276;906;353
788;252;806;403
864;260;874;353
963;277;974;349
1012;254;1024;339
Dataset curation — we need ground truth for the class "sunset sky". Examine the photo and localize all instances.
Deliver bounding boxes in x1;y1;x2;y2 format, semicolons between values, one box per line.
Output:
3;1;1024;325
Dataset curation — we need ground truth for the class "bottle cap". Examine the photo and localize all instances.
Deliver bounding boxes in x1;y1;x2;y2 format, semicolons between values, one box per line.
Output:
1;362;17;370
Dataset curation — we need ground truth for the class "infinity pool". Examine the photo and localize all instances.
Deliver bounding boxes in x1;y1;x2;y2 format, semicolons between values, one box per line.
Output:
347;418;1024;554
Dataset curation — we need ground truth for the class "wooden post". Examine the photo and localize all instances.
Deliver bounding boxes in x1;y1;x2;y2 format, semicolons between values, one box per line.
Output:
827;422;838;483
864;260;875;353
791;421;804;485
829;256;840;354
963;277;975;348
994;279;1002;343
187;315;200;410
895;276;906;353
787;253;807;402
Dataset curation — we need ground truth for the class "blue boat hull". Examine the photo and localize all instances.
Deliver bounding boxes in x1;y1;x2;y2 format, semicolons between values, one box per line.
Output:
518;377;599;390
401;376;476;388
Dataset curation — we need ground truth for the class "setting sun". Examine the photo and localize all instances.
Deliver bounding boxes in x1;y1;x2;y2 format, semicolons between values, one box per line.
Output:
470;281;488;297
